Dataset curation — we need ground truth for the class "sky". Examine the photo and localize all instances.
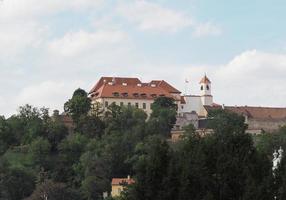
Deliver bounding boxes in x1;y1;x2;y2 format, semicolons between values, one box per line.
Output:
1;0;286;117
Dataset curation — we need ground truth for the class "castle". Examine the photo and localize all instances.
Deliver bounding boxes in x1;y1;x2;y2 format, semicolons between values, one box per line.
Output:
89;75;286;134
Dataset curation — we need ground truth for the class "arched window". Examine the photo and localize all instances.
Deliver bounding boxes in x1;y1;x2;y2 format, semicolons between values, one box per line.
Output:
201;85;203;90
206;85;210;90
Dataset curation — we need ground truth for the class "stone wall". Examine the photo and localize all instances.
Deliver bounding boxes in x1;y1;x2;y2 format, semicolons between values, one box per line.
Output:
247;118;286;133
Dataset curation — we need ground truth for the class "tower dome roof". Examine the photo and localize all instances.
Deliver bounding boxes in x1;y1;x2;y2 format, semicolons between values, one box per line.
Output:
199;75;211;84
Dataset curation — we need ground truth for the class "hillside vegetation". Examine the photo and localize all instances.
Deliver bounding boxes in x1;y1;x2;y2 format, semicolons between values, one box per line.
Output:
1;88;286;200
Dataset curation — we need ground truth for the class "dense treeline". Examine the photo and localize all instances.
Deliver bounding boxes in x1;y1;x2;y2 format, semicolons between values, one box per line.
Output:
0;88;286;199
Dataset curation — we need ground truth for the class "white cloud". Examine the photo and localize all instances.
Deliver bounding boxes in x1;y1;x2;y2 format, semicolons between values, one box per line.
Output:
0;0;103;20
193;22;222;37
48;30;128;57
15;80;89;114
117;0;193;32
0;22;48;57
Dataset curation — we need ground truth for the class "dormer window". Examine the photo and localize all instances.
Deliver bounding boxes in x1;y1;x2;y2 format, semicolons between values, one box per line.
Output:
159;94;165;97
133;93;139;97
151;94;157;98
141;93;147;98
112;92;119;97
91;92;99;98
122;92;128;97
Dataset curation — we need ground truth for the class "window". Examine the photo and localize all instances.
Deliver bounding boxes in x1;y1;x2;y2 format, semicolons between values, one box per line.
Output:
112;92;119;97
201;85;203;90
128;102;131;107
143;103;146;109
105;101;108;107
135;103;139;108
206;85;210;90
120;102;124;106
141;93;147;98
122;92;128;97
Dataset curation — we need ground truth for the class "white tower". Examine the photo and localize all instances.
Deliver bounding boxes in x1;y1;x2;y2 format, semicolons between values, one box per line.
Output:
199;74;213;106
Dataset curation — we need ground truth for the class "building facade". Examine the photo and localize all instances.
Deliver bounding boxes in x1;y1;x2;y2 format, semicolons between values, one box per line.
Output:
111;176;135;197
178;75;214;117
87;75;286;134
89;77;182;116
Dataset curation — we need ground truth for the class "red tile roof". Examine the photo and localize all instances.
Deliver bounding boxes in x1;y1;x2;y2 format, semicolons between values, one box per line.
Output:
89;77;181;100
199;75;211;84
205;105;286;120
180;96;186;104
112;178;135;185
89;77;141;94
150;80;181;93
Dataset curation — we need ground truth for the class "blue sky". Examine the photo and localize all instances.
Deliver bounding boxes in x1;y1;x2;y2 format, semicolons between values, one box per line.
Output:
1;0;286;116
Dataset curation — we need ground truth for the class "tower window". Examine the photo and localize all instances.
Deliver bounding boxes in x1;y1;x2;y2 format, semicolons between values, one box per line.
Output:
206;85;210;90
201;85;203;90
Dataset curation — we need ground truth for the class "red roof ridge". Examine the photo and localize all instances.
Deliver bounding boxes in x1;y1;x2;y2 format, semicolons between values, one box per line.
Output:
112;177;135;185
199;75;211;84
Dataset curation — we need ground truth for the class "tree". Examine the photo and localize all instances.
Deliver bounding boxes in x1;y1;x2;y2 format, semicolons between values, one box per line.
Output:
64;88;91;124
207;109;247;135
29;137;51;169
76;115;105;138
147;97;177;137
2;167;36;200
53;134;88;185
25;180;82;200
0;116;14;154
129;136;171;200
8;105;49;144
45;120;69;152
205;109;274;200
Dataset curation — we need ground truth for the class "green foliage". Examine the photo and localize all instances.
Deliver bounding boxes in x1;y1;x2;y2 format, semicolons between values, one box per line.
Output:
207;108;247;135
29;137;51;169
3;150;33;169
0;116;13;154
254;125;286;155
64;88;91;124
129;136;171;200
1;167;36;200
123;110;274;200
26;180;82;200
46;120;69;152
77;115;105;138
147;97;177;137
0;90;282;200
53;134;89;185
